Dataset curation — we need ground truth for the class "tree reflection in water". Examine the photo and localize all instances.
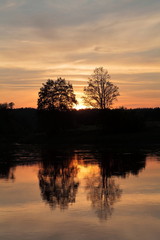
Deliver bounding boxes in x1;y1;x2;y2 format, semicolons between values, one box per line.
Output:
0;163;15;181
83;151;146;220
0;144;41;181
0;144;15;181
38;149;146;219
0;143;147;221
38;149;79;210
0;144;147;221
85;171;122;220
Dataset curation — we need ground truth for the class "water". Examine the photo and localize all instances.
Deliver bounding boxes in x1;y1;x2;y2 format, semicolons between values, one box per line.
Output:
0;145;160;240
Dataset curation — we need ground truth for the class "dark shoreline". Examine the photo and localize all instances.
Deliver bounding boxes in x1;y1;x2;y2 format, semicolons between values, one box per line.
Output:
0;108;160;152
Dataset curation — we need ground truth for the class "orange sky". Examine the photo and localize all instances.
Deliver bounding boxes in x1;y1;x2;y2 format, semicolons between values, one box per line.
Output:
0;0;160;109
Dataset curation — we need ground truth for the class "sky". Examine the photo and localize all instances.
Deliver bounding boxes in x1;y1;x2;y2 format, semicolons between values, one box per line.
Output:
0;0;160;109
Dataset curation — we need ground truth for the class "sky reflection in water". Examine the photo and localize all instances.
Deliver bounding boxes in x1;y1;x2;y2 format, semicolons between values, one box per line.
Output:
0;147;160;240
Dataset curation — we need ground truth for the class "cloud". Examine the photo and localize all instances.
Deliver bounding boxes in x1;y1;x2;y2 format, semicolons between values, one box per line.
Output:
0;0;160;108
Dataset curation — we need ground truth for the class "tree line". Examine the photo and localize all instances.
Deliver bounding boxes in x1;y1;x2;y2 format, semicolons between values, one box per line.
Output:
1;66;160;145
0;67;119;111
37;67;119;110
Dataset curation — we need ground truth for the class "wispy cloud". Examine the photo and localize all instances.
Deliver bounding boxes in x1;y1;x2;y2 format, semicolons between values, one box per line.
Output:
0;0;160;107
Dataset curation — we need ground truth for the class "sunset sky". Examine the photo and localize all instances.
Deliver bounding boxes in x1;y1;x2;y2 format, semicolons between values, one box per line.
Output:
0;0;160;109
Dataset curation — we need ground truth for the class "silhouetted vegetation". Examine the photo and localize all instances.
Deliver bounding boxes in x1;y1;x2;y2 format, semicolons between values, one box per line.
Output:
0;102;15;109
37;78;77;111
0;107;160;145
83;67;119;109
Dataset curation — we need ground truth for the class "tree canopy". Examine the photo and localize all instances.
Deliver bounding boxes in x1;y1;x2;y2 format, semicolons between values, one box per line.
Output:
37;78;77;111
83;67;119;109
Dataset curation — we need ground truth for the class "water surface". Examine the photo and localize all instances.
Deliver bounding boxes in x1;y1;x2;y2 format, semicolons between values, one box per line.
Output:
0;146;160;240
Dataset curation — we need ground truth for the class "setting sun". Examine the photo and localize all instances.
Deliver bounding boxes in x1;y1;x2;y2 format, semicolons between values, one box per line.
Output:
75;104;87;110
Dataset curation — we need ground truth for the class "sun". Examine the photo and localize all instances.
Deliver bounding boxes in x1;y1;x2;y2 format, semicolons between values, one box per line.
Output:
75;104;87;110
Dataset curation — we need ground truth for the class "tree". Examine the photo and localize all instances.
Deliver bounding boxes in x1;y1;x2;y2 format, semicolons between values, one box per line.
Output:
37;78;77;111
0;102;15;110
83;67;119;109
0;103;8;110
8;102;15;109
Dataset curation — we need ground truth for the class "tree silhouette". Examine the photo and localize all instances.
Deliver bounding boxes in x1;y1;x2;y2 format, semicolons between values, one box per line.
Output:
0;102;15;110
8;102;15;109
37;78;77;111
83;67;119;109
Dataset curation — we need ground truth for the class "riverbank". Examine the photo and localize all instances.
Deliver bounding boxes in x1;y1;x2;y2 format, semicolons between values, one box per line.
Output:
0;108;160;149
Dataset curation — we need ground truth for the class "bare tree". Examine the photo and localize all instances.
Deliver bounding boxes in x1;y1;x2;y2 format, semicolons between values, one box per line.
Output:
83;67;119;109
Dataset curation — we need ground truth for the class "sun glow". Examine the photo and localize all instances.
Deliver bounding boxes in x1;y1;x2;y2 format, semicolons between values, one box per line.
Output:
75;104;87;110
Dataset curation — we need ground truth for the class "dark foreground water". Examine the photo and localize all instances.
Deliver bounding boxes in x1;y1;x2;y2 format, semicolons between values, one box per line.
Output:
0;145;160;240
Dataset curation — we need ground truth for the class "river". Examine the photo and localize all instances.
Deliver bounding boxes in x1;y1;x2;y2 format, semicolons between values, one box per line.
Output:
0;145;160;240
